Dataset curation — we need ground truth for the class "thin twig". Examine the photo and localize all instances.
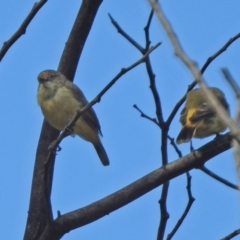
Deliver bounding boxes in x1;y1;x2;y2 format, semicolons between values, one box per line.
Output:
157;182;170;240
133;104;182;157
144;9;154;50
221;229;240;240
143;10;169;240
133;104;159;126
144;12;164;125
166;172;195;240
109;13;164;126
144;10;170;239
0;0;47;62
201;33;240;74
46;43;161;158
199;165;239;190
167;136;182;158
108;14;144;53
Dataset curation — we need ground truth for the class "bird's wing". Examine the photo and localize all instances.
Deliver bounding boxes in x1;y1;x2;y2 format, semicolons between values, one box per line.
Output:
64;81;102;136
189;103;215;123
179;107;187;125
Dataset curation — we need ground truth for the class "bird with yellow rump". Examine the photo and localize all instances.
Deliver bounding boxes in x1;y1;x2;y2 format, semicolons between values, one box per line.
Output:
176;87;229;144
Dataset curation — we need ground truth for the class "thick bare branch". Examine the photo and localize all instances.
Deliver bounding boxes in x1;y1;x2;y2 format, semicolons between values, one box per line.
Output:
23;1;103;239
39;133;231;240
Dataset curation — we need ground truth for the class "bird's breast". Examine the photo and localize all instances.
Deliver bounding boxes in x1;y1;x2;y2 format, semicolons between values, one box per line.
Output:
38;86;81;131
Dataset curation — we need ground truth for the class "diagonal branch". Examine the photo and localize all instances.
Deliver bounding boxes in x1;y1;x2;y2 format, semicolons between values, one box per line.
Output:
39;133;232;240
200;165;239;190
221;229;240;240
166;33;240;127
47;43;161;156
0;0;47;62
108;14;144;52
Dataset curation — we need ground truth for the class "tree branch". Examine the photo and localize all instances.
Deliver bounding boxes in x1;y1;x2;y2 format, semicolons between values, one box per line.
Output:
23;1;103;239
47;43;161;156
0;0;47;62
221;229;240;240
166;172;195;240
199;165;239;190
39;133;232;240
39;134;231;240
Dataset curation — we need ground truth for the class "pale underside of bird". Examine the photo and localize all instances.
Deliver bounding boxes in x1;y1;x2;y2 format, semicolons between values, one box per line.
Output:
37;70;109;166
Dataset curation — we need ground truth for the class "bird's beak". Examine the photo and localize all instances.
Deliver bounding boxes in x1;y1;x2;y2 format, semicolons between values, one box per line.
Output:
37;72;49;83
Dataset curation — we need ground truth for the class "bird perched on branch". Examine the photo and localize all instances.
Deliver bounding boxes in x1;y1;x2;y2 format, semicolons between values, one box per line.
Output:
176;87;229;144
37;70;109;166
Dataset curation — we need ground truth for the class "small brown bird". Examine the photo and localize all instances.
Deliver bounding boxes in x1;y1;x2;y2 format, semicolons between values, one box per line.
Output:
37;70;109;166
176;87;229;144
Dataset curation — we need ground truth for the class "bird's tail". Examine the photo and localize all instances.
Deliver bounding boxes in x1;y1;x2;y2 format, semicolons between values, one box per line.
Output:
176;126;196;144
93;142;110;166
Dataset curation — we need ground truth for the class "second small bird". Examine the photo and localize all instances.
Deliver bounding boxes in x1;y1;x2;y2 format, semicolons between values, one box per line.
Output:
37;70;109;166
176;87;229;144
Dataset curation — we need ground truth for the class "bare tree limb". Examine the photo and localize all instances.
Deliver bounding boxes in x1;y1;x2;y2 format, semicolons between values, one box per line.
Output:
221;229;240;240
39;133;232;240
201;33;240;74
0;0;47;62
23;1;103;239
108;13;144;53
166;172;195;240
157;182;170;240
133;104;159;126
144;9;154;49
199;165;239;190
